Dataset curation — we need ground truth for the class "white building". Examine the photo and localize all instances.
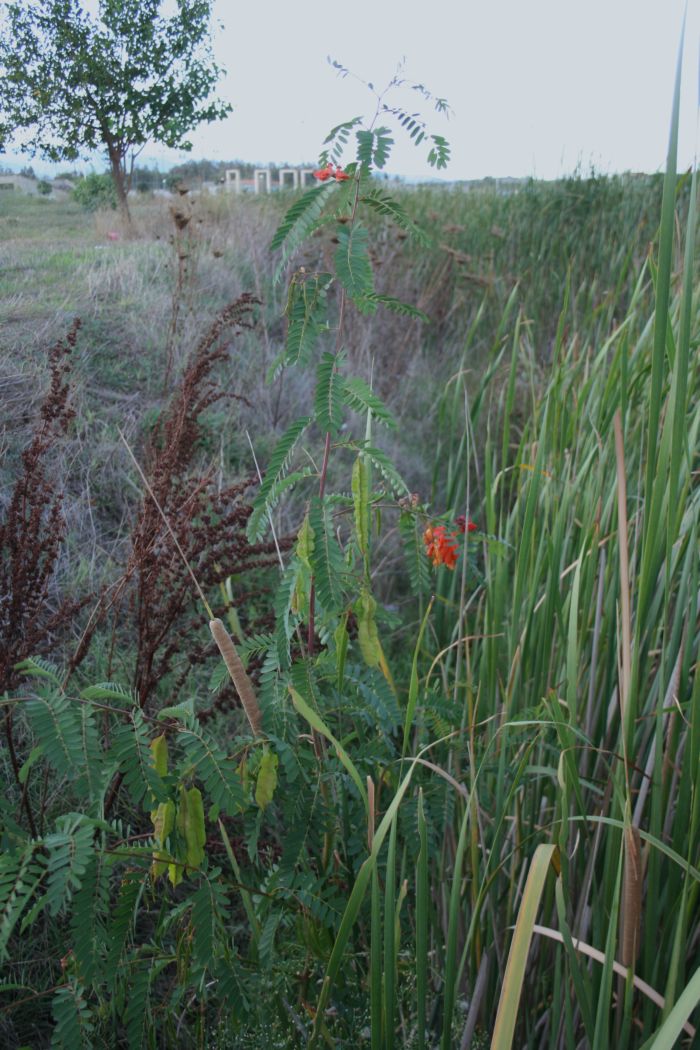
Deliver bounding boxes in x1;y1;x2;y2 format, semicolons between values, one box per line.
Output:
0;174;39;195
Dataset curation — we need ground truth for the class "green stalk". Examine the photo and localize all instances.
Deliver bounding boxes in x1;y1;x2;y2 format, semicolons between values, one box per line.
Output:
416;790;428;1050
383;817;397;1050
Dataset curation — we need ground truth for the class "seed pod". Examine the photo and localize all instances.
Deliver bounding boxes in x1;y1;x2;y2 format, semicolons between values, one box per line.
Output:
209;618;263;735
177;786;206;871
151;799;175;878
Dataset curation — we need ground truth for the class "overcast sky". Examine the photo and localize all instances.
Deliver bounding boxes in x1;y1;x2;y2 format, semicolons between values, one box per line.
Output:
4;0;699;180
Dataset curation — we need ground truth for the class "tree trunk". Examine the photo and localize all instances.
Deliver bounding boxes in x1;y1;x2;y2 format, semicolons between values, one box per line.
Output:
107;142;133;234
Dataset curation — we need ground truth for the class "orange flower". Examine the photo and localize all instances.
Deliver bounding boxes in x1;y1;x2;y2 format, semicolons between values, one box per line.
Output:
313;163;351;182
423;524;459;570
313;164;334;181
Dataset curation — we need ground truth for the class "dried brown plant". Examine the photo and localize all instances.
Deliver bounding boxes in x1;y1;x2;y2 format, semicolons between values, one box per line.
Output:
0;321;89;834
121;294;287;715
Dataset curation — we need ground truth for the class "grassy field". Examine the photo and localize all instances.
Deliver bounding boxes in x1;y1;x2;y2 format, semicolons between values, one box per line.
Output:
1;165;698;1050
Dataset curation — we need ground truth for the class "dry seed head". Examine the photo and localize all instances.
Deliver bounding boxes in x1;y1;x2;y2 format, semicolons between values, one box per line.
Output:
209;618;262;736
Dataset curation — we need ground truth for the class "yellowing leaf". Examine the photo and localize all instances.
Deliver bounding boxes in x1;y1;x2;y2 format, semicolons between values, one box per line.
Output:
296;512;315;571
149;734;169;819
352;455;370;559
255;747;279;810
151;799;175;878
357;588;380;668
150;733;168;776
238;756;250;793
168;860;183;887
377;646;396;694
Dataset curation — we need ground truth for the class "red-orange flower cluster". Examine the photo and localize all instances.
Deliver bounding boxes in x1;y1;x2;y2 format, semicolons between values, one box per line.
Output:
423;518;477;570
456;515;477;534
423;525;459;569
313;163;350;182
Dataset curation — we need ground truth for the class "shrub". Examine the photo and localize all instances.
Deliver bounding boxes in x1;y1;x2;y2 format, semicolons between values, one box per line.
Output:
72;171;117;211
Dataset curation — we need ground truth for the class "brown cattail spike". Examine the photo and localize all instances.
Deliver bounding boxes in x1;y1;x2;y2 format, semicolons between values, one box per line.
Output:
209;618;262;736
621;825;643;968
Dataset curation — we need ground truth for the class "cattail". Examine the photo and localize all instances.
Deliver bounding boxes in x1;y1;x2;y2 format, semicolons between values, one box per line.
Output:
209;618;262;736
621;825;643;967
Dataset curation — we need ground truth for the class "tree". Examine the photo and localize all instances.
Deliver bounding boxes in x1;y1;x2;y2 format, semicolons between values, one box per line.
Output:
0;0;231;226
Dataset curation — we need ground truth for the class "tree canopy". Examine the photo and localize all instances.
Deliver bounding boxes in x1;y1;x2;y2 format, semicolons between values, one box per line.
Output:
0;0;232;221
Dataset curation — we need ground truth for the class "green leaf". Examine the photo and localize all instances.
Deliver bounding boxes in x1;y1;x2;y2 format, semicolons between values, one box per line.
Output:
356;129;374;171
280;274;332;371
80;681;136;705
105;870;141;990
372;126;394;169
14;656;61;685
157;698;195;721
491;844;558;1050
247;416;312;542
356;293;429;323
124;962;152;1050
270;185;329;251
191;875;229;969
25;819;94;922
111;710;168;808
75;704;107;802
258;909;282;970
308;496;347;613
319;115;363;164
289;687;367;812
309;760;419;1047
334;224;374;301
285;292;320;369
343;377;396;428
271;183;338;282
26;692;82;778
646;966;700;1049
18;745;43;785
0;847;44;961
178;719;245;816
274;559;302;669
386;106;431;149
399;512;431;598
51;979;94;1049
70;853;109;987
355;443;409;496
26;692;105;800
246;468;312;544
427;134;450;169
358;189;427;243
314;352;344;435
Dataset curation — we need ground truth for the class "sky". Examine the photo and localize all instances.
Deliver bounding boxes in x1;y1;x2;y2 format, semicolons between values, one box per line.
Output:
3;0;699;181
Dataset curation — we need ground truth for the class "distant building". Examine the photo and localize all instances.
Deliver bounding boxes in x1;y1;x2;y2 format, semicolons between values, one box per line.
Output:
0;174;39;195
51;179;76;193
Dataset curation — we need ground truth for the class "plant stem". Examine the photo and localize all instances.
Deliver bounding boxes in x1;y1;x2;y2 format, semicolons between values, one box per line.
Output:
306;171;361;655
